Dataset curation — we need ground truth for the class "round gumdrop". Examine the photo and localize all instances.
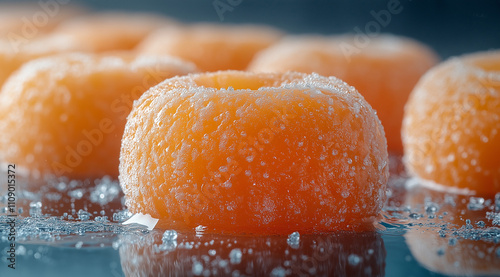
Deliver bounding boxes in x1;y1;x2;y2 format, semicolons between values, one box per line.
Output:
0;3;81;38
402;50;500;196
137;24;283;71
51;12;175;52
119;71;389;235
248;35;439;153
0;52;196;180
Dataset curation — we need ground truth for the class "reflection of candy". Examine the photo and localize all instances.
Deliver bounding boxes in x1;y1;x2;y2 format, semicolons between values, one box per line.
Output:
403;50;500;196
138;24;283;71
404;185;500;276
119;230;385;276
119;71;388;234
249;35;438;153
0;53;196;180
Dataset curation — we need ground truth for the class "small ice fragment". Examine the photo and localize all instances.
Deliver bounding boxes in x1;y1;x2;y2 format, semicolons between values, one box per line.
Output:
495;193;500;212
229;248;242;264
467;197;485;211
195;225;207;237
122;213;159;230
162;230;178;242
192;261;203;275
348;254;362;266
287;231;300;249
29;201;42;217
77;209;92;221
208;249;216;256
113;209;133;222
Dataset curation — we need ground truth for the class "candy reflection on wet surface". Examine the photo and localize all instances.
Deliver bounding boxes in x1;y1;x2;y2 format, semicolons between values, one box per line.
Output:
118;230;385;277
1;156;500;276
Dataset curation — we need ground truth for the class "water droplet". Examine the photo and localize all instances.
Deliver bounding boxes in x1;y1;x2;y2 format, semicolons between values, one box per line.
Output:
467;197;485;211
448;238;457;246
229;248;242;264
270;266;286;277
348;254;361;266
192;261;203;275
162;230;178;242
75;241;83;249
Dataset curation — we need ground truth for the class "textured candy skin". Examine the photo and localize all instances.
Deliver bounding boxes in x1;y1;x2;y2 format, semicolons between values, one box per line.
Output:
402;51;500;196
119;71;389;234
0;53;196;180
248;35;439;153
138;24;283;71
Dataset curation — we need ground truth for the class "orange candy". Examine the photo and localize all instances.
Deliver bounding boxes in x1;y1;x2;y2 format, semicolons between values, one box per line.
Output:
0;12;174;89
119;71;389;234
50;13;175;52
0;3;80;38
402;50;500;196
248;35;439;153
0;35;81;89
137;24;283;71
0;53;196;180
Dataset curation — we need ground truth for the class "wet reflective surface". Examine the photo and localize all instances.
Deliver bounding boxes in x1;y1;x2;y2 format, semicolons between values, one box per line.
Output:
1;157;499;277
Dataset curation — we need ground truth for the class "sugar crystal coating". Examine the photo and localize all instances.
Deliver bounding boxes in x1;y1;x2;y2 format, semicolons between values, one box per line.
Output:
0;52;196;179
402;50;500;196
249;34;439;153
119;71;388;234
